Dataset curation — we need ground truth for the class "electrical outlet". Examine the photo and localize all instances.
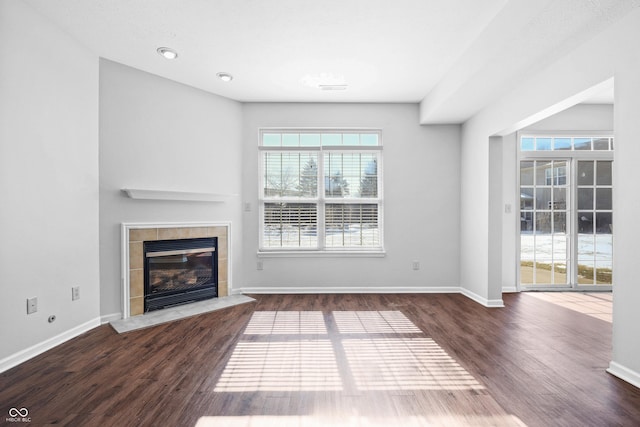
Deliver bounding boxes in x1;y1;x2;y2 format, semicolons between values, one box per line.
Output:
412;261;420;270
257;260;264;270
72;286;80;301
27;297;37;314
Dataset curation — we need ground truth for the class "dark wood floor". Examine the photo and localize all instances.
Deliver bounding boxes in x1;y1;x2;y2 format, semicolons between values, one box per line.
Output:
1;293;639;426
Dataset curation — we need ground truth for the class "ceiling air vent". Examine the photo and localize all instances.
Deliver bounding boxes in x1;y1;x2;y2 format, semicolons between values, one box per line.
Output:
319;84;348;91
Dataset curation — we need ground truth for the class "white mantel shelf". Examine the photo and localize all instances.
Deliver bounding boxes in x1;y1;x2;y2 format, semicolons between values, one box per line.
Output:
122;188;233;202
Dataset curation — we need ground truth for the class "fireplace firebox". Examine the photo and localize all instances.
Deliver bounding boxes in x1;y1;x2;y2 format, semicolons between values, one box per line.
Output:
143;237;218;312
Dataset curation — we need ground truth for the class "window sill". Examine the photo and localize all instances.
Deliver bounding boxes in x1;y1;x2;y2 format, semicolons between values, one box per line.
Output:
257;250;386;258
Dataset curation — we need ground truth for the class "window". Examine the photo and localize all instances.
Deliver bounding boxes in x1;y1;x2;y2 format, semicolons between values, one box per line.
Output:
518;133;613;288
520;136;613;152
259;130;383;253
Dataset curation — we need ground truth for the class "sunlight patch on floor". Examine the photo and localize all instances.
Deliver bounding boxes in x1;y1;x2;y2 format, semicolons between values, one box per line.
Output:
243;311;327;335
214;340;342;392
343;338;484;391
215;310;485;393
334;310;423;334
195;414;527;427
525;292;612;322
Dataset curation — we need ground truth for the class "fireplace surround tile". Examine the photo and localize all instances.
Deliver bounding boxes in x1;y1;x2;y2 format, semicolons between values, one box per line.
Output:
124;223;230;318
158;226;209;240
130;269;143;298
218;236;228;259
130;296;144;316
129;228;158;242
129;242;143;270
208;226;227;237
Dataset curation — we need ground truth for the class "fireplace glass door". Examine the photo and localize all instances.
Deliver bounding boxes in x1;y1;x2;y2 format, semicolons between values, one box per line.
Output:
144;237;218;311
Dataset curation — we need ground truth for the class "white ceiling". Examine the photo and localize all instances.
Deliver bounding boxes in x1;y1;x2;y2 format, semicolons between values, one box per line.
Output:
25;0;629;122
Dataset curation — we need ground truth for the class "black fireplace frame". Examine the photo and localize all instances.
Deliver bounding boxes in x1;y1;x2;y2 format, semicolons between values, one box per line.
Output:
143;237;218;312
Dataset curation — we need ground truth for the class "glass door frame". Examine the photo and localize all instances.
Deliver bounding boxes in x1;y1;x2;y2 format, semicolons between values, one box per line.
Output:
516;131;613;291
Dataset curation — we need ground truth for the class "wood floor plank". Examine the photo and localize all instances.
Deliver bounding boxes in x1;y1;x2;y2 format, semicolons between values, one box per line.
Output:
1;293;639;426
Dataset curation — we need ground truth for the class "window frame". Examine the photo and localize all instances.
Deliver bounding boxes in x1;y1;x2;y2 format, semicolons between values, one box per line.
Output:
516;131;613;290
258;129;385;257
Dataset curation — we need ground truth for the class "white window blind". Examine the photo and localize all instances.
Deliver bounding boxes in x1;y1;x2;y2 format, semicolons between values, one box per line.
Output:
259;130;383;253
263;203;318;248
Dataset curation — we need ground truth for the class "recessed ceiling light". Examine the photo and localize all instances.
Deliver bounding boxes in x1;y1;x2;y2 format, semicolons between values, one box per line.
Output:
216;72;233;82
157;47;178;60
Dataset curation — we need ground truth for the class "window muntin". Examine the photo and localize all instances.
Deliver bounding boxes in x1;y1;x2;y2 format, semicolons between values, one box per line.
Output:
263;203;318;249
259;130;383;252
263;152;318;198
576;160;613;285
325;204;380;248
519;160;569;285
521;136;613;152
263;132;379;148
324;152;378;199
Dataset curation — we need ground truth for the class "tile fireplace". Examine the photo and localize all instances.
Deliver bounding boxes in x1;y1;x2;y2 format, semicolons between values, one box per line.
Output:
122;223;229;318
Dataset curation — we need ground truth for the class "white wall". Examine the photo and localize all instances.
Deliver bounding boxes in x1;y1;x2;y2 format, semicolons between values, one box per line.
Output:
459;8;640;387
488;136;504;302
0;0;100;369
241;103;461;292
611;48;640;388
523;104;614;132
99;60;244;319
500;104;614;291
500;132;518;292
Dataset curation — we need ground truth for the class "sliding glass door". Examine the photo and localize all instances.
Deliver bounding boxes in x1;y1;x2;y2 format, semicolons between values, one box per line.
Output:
518;135;613;290
576;160;613;285
519;160;569;286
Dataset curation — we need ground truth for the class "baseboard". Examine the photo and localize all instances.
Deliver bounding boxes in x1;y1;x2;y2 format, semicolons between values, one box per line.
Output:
237;286;506;308
607;361;640;389
101;312;123;324
502;286;519;293
237;286;462;295
461;288;505;308
0;317;101;374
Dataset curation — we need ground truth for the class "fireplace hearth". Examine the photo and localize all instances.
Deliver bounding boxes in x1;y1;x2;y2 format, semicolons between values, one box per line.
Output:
144;237;218;312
